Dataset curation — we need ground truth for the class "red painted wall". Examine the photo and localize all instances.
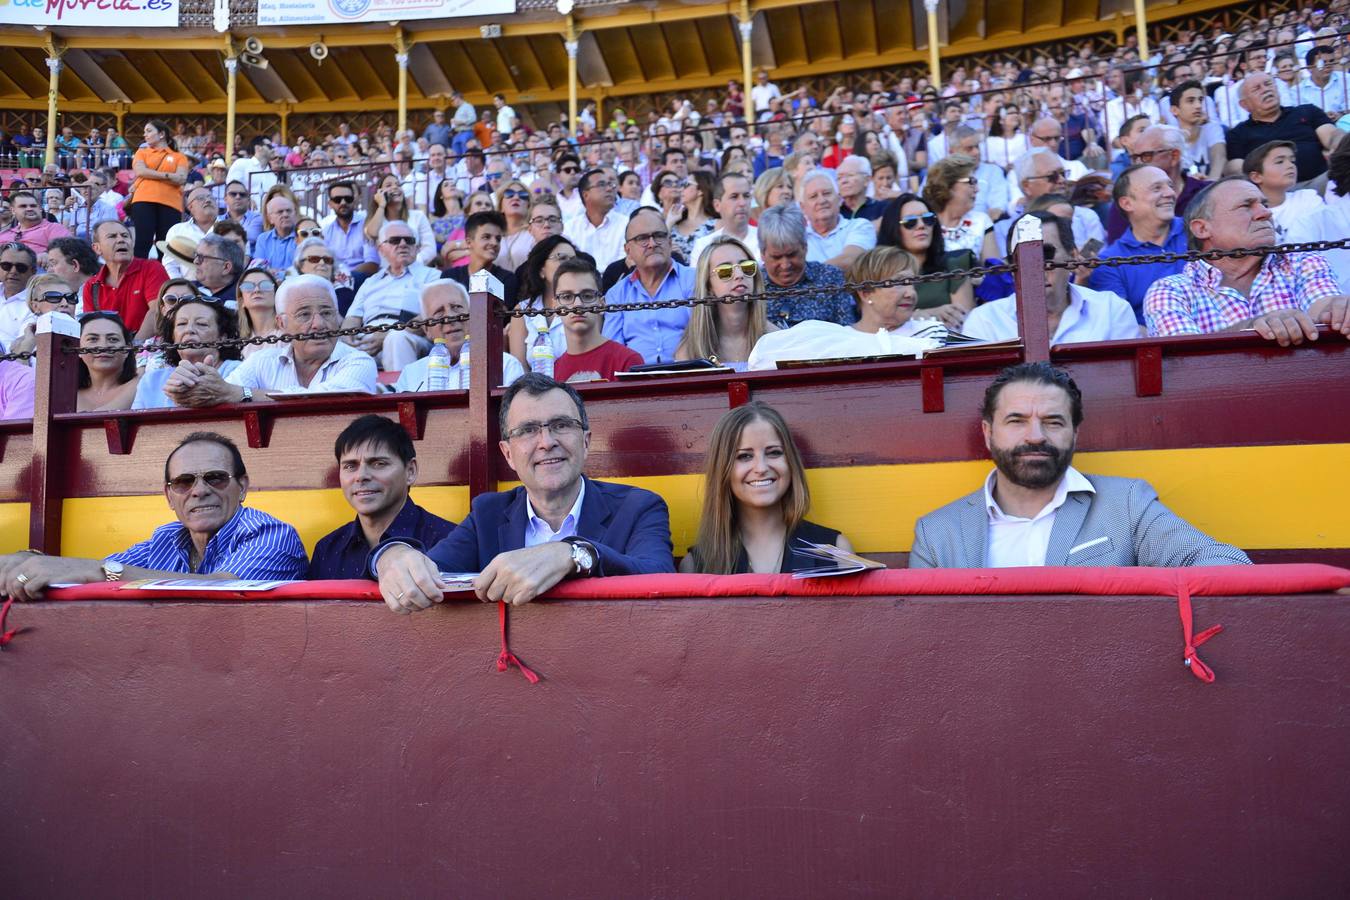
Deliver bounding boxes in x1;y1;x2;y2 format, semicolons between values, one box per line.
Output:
3;592;1348;897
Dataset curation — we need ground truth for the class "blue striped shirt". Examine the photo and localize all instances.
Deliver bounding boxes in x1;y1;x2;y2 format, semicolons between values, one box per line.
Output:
108;506;309;580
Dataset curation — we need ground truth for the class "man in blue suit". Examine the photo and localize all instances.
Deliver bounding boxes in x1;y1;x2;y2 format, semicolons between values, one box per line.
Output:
372;373;674;612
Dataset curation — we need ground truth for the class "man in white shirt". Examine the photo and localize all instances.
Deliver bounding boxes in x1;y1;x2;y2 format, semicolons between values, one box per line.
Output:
1169;80;1227;178
908;362;1251;568
160;187;220;279
690;173;759;265
797;168;875;269
162;274;377;405
0;242;36;350
962;211;1139;345
392;280;525;392
225;137;277;208
997;149;1105;250
342;221;441;370
563;169;627;271
750;70;781;118
1244;139;1327;245
494;94;518;135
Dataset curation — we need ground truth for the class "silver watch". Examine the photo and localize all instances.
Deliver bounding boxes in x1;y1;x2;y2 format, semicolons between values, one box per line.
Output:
566;539;595;576
101;559;125;582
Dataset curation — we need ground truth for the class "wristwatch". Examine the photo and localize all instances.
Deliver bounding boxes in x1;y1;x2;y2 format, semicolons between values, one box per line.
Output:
101;559;125;582
562;537;596;576
239;387;253;402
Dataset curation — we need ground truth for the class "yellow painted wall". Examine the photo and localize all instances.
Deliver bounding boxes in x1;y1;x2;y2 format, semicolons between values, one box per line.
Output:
7;443;1346;559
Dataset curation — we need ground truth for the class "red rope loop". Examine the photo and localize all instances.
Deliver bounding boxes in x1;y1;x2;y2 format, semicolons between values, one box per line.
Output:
496;601;540;684
1176;576;1223;684
0;596;26;648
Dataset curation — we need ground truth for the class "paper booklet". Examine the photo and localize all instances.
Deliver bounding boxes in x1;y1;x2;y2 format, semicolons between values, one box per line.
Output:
124;578;296;591
790;540;886;579
439;572;480;591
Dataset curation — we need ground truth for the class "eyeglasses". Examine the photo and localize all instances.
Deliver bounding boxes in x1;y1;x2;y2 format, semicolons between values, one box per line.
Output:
955;176;979;185
585;180;617;191
1032;132;1063;142
530;215;564;226
1026;170;1067;183
1129;149;1175;164
505;416;585;442
555;290;602;305
166;470;235;494
302;254;335;266
36;290;79;305
626;230;670;246
0;261;33;274
193;253;225;265
384;235;417;246
330;194;354;204
226;190;249;198
287;307;339;324
713;260;758;281
900;213;938;230
239;277;276;292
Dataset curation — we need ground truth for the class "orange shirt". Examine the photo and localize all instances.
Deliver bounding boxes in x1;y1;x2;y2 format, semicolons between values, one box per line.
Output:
132;147;188;211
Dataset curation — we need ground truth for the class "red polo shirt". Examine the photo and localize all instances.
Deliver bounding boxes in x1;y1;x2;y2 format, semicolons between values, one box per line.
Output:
82;258;167;332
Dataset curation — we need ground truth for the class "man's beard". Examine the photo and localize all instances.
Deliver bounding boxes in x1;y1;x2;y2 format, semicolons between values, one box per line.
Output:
991;440;1074;490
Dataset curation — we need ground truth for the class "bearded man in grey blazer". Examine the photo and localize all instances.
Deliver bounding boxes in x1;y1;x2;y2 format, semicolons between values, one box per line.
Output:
909;362;1251;569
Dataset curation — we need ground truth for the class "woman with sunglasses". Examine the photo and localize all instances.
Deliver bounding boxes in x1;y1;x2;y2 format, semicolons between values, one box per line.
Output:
132;293;243;409
363;172;436;266
235;266;280;359
134;278;203;371
649;169;682;226
494;178;535;272
507;234;580;366
8;273;80;355
675;236;776;371
680;401;853;575
877;193;976;329
292;237;356;315
923;156;998;264
430;181;468;266
77;311;141;411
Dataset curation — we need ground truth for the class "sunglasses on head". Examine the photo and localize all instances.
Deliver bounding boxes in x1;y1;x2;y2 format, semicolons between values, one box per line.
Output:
713;259;758;281
161;291;203;305
900;213;937;230
297;228;322;239
166;470;235;495
384;235;417;246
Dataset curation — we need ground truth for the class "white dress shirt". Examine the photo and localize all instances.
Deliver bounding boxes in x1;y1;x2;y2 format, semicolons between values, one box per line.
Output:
224;157;276;207
347;263;440;324
805;215;876;264
565;207;628;271
961;282;1140;345
160;219;210;280
524;479;586;547
984;466;1096;567
689;225;760;266
226;339;378;394
0;289;32;353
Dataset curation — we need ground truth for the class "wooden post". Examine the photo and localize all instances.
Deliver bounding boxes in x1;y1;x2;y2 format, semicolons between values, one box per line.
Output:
1010;215;1051;363
279;103;291;144
565;15;579;139
29;315;81;553
467;270;505;499
1133;0;1150;60
395;29;411;137
924;0;941;90
44;38;64;169
224;44;239;167
738;1;754;118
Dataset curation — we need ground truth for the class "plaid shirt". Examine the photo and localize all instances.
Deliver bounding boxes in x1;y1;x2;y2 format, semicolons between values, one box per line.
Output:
1144;253;1340;336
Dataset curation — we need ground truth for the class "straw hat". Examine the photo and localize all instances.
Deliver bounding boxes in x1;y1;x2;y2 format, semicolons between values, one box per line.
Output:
156;232;199;277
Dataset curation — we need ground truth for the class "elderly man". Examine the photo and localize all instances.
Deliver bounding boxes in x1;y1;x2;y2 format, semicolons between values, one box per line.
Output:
372;372;674;612
218;180;264;253
601;207;696;364
1145;177;1350;345
159;186;221;280
191;233;245;307
909;362;1251;569
0;242;37;350
797;168;876;270
836;156;886;222
343;221;440;370
996;149;1106;253
82;219;168;338
690;172;759;264
0;432;307;600
758;203;855;328
1089;165;1189;322
951;126;1010;223
165;274;377;404
963;212;1138;344
422;109;452;150
1224;72;1343;189
563;169;627;271
254;192;298;276
308;415;455;580
1105;126;1209;242
225;136;277;207
0;191;71;261
393;280;524;392
323;180;377;276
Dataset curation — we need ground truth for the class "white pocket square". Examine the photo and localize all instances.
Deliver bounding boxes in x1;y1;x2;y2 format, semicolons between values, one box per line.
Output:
1069;536;1110;555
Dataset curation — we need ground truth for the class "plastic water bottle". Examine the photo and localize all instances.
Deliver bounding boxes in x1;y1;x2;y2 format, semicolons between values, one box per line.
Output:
457;334;471;389
529;330;555;378
426;338;451;392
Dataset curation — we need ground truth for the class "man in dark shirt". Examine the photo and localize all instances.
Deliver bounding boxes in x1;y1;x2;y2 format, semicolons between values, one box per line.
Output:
1224;73;1342;188
307;415;454;580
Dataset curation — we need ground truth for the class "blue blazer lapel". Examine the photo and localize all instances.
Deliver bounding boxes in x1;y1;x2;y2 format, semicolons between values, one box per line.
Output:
960;492;988;568
498;489;532;553
576;477;614;539
1045;492;1091;566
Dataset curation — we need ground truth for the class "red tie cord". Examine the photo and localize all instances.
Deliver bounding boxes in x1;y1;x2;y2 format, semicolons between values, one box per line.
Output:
0;596;26;648
496;601;540;684
1176;575;1223;684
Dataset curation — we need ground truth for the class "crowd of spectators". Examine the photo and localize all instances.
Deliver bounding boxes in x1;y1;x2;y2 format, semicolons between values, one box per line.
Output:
0;4;1347;417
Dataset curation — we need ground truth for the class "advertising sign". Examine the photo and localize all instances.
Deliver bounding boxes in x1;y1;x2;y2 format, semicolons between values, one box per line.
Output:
256;0;516;27
2;0;180;28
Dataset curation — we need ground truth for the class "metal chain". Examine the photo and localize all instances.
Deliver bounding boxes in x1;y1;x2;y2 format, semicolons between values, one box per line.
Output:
0;351;36;363
1044;239;1350;272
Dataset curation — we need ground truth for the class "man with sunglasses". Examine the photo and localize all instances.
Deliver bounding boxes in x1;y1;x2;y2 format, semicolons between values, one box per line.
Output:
160;187;222;280
552;154;584;221
0;432;308;600
0;242;38;350
996;149;1106;254
372;371;674;613
218;180;264;254
563;169;627;271
322;181;379;278
1105;126;1208;242
191;233;245;307
344;221;441;370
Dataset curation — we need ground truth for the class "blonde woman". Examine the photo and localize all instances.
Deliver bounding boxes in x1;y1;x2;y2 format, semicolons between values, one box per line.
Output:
675;236;776;371
752;167;794;222
494;177;535;272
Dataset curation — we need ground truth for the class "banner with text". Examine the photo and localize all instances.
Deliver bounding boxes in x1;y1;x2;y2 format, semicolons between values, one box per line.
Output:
5;0;180;28
256;0;515;26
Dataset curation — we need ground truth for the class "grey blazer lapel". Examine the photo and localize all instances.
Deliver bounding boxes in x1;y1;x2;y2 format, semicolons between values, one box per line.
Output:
960;492;988;568
1045;492;1091;566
